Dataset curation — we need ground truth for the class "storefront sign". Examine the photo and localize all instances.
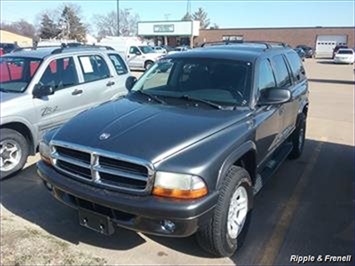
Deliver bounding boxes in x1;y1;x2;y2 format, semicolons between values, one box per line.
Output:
153;24;174;33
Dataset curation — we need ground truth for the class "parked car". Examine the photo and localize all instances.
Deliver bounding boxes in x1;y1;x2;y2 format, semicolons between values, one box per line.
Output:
296;45;313;58
168;46;191;55
99;37;161;70
333;45;348;59
334;48;354;64
37;42;308;257
0;45;131;179
294;47;306;61
152;46;167;54
0;42;19;54
0;48;4;56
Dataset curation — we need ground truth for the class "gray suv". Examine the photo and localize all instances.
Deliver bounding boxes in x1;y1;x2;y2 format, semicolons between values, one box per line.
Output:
0;45;130;178
37;42;308;257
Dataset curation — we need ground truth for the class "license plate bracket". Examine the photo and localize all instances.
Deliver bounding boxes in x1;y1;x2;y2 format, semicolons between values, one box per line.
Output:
78;208;115;235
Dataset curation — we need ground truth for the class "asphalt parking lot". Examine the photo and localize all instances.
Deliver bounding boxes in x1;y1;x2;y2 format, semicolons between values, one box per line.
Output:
1;59;354;265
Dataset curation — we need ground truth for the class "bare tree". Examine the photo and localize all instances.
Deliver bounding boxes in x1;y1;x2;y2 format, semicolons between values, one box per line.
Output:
94;9;139;38
0;20;36;38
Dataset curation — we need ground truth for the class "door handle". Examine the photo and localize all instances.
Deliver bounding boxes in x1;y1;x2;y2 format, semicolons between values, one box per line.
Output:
72;89;83;95
106;81;115;87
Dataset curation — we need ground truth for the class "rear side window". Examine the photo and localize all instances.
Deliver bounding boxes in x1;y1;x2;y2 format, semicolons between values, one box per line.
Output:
108;54;128;75
258;59;276;91
338;50;353;54
39;57;78;91
271;55;292;88
286;52;305;82
79;55;110;82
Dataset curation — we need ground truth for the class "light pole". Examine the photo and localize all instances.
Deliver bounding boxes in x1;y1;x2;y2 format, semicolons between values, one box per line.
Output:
116;0;120;36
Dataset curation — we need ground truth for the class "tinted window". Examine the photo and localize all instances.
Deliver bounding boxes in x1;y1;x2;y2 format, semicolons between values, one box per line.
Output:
109;54;128;75
286;51;305;81
258;59;276;91
79;55;110;82
337;50;353;54
39;57;78;91
0;57;42;92
271;55;292;88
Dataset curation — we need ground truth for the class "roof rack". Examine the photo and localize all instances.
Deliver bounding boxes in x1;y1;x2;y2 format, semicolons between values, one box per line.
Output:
201;40;290;49
51;43;115;54
11;43;115;54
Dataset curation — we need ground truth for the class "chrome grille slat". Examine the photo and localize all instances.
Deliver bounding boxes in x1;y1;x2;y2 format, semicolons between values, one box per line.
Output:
50;140;154;194
94;166;148;182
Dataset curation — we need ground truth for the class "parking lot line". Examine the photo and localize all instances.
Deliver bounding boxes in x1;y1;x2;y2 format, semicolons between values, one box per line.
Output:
256;141;323;265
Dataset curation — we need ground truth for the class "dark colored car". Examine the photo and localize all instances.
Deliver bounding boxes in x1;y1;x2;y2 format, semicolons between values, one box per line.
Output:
37;42;309;257
0;42;19;54
294;47;306;61
296;45;313;58
333;45;348;58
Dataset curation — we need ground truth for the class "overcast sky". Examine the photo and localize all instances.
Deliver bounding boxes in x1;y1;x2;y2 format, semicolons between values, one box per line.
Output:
1;0;354;32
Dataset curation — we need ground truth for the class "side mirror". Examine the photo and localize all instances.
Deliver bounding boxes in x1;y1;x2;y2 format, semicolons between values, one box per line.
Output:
125;76;137;91
33;84;55;98
135;51;142;55
258;88;291;105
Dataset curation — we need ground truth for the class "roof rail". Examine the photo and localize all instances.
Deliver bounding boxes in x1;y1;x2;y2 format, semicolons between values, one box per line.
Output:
51;43;115;54
11;45;60;53
200;40;290;49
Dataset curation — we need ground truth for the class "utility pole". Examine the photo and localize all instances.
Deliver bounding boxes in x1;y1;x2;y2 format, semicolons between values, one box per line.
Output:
116;0;120;36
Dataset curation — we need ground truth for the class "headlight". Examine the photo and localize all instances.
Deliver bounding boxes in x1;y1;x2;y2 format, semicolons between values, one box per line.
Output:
39;141;52;165
152;171;208;199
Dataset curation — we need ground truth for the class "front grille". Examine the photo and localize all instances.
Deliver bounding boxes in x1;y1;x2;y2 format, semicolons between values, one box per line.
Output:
50;141;153;194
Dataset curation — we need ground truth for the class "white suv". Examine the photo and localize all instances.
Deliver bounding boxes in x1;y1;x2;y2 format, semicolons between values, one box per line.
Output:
0;45;131;178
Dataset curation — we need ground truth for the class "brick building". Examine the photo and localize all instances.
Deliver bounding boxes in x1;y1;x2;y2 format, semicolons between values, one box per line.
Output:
195;26;355;48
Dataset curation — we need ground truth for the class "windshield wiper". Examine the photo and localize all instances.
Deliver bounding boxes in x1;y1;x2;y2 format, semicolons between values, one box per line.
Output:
179;95;223;110
134;90;166;104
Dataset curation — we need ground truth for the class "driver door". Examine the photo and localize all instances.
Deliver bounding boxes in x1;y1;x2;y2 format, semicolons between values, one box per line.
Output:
33;56;85;138
127;46;142;68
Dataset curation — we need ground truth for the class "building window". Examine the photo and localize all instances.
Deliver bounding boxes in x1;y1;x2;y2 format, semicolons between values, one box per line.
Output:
222;35;243;41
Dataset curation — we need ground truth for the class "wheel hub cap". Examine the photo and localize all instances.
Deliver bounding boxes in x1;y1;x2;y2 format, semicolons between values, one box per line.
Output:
0;140;22;172
227;186;248;239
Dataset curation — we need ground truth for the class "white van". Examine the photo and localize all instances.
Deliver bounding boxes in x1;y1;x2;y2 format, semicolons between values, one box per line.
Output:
99;36;161;70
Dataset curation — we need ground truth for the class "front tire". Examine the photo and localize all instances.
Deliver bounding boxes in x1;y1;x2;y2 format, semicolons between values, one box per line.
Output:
0;128;29;180
196;166;253;257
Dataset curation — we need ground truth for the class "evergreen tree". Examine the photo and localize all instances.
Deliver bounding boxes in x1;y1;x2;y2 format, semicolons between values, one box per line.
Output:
58;5;87;42
39;14;59;39
193;8;210;29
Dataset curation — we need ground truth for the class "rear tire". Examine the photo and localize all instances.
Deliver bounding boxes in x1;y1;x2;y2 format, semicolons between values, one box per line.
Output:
289;113;306;159
196;166;253;257
0;128;29;180
144;61;154;70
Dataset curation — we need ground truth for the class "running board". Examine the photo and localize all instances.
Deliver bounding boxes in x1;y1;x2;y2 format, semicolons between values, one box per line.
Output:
253;143;293;195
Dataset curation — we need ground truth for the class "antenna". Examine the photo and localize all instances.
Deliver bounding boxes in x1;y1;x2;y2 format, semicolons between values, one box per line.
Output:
186;0;191;17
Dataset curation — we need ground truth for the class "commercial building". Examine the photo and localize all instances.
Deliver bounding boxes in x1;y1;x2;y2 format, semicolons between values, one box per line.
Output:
0;29;33;46
138;20;200;47
195;26;354;47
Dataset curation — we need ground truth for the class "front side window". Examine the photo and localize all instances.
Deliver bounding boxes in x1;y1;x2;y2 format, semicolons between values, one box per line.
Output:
131;58;252;107
258;59;276;91
129;46;140;54
271;55;292;88
0;57;42;93
108;54;128;75
79;55;110;82
39;57;78;91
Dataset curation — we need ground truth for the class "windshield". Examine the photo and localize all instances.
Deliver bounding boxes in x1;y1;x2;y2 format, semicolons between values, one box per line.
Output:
337;50;353;55
131;58;252;107
0;57;42;93
139;46;155;54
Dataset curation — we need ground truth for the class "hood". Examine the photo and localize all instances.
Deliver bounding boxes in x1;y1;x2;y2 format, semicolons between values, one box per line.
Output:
53;98;251;164
0;91;23;103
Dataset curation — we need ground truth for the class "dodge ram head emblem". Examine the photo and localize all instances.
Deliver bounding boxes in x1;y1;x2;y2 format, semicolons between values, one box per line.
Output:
99;133;111;140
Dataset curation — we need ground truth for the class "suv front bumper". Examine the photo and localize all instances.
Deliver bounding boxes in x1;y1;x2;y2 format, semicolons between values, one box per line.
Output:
37;161;218;237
